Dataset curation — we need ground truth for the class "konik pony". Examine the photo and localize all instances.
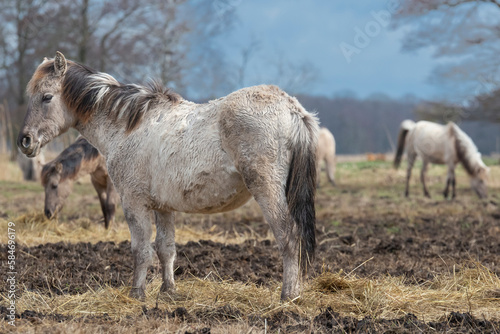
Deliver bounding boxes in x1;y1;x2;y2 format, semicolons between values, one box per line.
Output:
316;127;336;186
18;52;319;301
41;136;118;228
394;120;488;199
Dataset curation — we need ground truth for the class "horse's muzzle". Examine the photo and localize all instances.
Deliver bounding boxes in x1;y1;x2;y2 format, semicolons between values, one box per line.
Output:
17;132;40;157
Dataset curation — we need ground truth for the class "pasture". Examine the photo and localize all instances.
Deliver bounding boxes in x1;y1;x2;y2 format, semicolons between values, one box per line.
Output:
1;154;500;333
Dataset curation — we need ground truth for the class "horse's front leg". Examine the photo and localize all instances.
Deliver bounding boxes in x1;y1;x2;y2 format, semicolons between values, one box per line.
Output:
443;177;450;199
104;177;119;229
122;201;154;300
420;161;431;198
91;177;110;228
154;210;176;294
450;166;457;199
443;165;456;199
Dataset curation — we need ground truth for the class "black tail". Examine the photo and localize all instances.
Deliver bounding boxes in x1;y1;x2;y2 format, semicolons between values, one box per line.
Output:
285;116;318;275
394;125;410;169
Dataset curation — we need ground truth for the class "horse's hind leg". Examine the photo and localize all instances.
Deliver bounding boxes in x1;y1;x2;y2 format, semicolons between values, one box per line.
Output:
420;161;430;198
220;111;309;301
122;202;154;300
238;163;301;300
325;154;336;186
405;152;416;197
154;211;176;294
256;187;300;300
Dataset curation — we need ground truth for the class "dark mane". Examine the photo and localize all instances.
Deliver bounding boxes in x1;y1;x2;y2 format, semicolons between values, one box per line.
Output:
41;137;101;186
62;63;100;124
62;62;181;132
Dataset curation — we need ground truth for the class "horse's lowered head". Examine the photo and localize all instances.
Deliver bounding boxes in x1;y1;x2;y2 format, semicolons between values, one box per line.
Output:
470;155;489;199
41;161;73;219
18;52;75;158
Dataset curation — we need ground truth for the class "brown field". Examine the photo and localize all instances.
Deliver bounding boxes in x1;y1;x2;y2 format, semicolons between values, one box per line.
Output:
1;154;500;333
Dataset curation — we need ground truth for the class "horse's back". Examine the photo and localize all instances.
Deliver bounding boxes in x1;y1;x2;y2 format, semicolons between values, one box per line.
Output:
410;121;455;164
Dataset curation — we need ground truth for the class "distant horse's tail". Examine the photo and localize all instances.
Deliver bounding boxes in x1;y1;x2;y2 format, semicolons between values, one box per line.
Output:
394;120;415;169
286;112;319;275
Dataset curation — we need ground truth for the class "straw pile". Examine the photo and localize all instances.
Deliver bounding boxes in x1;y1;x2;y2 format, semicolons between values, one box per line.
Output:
10;262;500;323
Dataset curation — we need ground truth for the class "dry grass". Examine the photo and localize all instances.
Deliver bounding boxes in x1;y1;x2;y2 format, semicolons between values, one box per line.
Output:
315;160;500;233
5;262;499;324
0;209;271;246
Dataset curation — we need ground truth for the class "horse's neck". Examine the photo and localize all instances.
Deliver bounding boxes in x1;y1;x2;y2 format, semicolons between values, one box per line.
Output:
452;125;483;173
75;114;122;158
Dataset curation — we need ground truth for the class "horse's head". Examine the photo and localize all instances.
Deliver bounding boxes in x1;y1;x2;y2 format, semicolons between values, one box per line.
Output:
471;163;489;199
41;162;73;219
18;52;75;158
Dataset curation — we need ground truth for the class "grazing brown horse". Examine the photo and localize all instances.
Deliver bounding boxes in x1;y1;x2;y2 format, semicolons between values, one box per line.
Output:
394;120;489;199
18;52;319;301
316;127;336;186
41;136;119;228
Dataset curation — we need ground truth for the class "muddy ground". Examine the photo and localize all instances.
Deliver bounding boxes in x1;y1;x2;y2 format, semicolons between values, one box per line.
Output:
2;192;500;333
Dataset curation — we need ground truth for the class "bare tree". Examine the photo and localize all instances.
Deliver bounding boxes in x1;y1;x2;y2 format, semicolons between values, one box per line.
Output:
0;0;237;158
236;38;260;88
271;55;320;95
393;1;500;99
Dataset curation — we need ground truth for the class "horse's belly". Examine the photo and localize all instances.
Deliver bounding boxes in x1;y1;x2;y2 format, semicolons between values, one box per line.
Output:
153;167;252;214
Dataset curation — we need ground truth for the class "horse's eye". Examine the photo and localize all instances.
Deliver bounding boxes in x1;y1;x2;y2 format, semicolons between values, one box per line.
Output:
42;94;53;103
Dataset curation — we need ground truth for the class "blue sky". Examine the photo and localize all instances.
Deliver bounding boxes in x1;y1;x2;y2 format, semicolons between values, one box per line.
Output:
216;0;440;100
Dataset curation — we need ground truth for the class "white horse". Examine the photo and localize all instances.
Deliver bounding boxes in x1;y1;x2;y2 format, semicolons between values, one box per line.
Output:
18;52;319;302
316;127;336;186
394;120;488;199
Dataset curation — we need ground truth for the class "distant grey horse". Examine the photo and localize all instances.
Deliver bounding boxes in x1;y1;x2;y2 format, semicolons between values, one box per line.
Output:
394;120;488;199
316;127;336;186
18;52;319;301
41;136;118;228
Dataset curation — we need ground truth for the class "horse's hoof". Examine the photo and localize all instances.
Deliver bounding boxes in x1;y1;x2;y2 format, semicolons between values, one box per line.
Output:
424;193;431;199
129;287;146;301
158;283;181;300
160;282;176;294
280;294;301;304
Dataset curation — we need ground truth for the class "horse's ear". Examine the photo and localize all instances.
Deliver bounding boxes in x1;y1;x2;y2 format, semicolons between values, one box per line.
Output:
42;57;49;63
54;51;67;77
55;162;63;174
